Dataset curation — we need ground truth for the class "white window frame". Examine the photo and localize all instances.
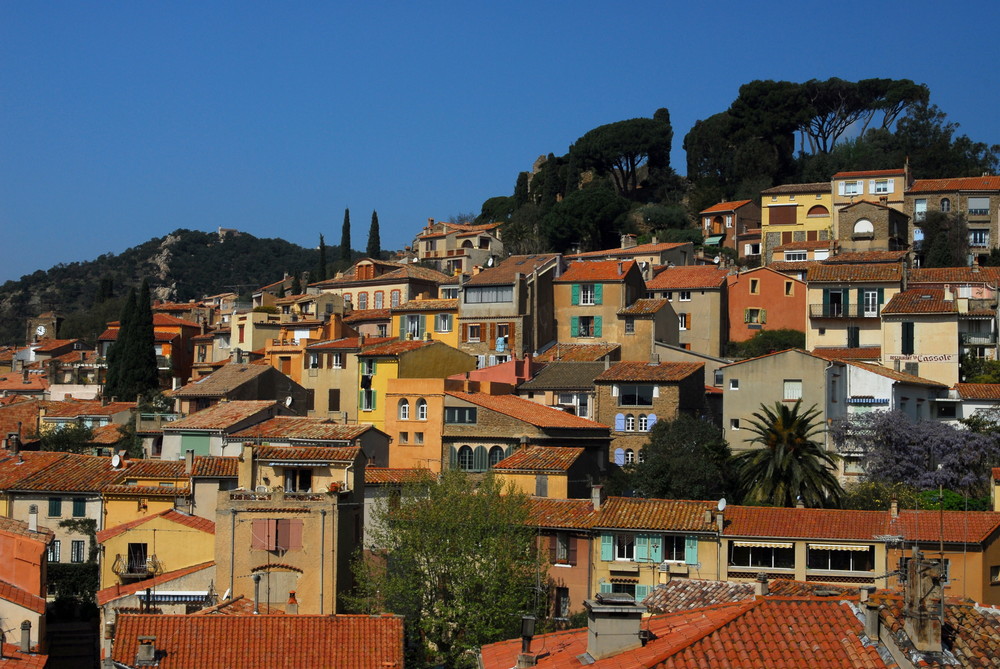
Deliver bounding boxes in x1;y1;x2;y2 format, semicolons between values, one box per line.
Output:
679;291;692;302
580;284;596;306
784;251;807;262
467;324;481;342
678;313;688;331
398;400;410;420
436;313;452;333
416;399;428;420
970;229;990;247
783;380;803;401
615;533;635;561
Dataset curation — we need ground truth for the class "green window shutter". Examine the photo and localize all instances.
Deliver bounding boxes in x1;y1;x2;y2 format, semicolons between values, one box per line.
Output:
594;283;603;305
398;316;406;337
743;308;750;323
48;498;62;517
878;288;885;305
371;360;376;374
636;584;651;601
371;391;376;411
473;446;488;471
684;536;699;565
635;534;649;562
570;316;579;337
72;498;86;517
842;289;850;310
902;321;915;355
601;533;613;561
760;309;766;324
599;581;613;594
593;317;602;337
359;390;364;411
856;288;864;310
571;284;580;305
650;535;663;563
822;288;830;315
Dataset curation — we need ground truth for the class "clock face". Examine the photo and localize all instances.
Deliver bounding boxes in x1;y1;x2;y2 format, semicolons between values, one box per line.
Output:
35;325;46;336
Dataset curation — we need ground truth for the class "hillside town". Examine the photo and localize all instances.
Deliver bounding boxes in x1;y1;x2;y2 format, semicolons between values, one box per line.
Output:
4;167;1000;668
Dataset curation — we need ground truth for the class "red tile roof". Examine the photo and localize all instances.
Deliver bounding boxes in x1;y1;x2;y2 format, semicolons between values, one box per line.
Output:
31;338;88;353
7;452;122;492
229;417;375;442
41;400;135;418
534;343;620;362
391;298;457;312
554;259;638;283
96;508;215;543
464;254;560;286
594;497;715;531
594;361;703;383
364;467;434;485
768;260;822;273
834;168;905;178
446;391;609;429
0;515;53;544
98;328;180;343
760;182;830;195
889;509;1000;543
101;484;190;497
807;263;903;283
0;579;46;614
956;383;1000;401
723;505;887;541
881;288;957;314
566;243;689;260
0;450;66;490
909;176;1000;192
358;340;435;356
96;561;215;606
646;265;728;290
0;642;47;668
308;336;395;351
810;347;881;361
617;298;671;316
342;308;392;323
166;401;278;430
699;199;754;214
171;363;274;397
0;373;49;393
255;445;361;463
493;446;583;472
823;250;908;264
191;456;239;478
190;594;285;615
118;459;187;480
909;266;1000;283
642;578;856;614
110;613;405;668
527;497;596;529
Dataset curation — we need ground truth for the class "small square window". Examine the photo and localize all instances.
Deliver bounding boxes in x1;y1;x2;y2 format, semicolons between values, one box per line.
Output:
730;419;740;430
679;291;691;301
729;379;739;390
750;279;759;294
784;281;793;296
399;432;408;444
414;432;424;444
624;318;635;335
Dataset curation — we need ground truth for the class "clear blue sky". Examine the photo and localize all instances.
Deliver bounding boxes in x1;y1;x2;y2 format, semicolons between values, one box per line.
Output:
3;1;998;284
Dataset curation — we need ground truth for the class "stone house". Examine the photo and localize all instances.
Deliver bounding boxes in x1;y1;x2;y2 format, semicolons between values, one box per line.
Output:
905;175;1000;262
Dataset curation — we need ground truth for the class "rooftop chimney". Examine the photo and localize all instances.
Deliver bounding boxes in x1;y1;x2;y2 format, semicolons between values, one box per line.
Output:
591;484;604;512
286;591;298;615
184;449;194;476
753;573;768;596
584;593;647;660
28;505;37;533
902;549;944;654
135;636;157;666
863;590;881;642
890;498;899;519
516;615;537;668
19;621;30;654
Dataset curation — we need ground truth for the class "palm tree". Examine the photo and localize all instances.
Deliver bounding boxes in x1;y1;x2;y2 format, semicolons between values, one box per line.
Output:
734;400;844;508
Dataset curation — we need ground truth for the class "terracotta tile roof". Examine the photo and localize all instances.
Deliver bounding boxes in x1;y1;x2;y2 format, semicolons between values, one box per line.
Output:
646;265;728;290
0;373;49;393
307;336;394;351
534;343;619;362
881;288;957;314
316;262;450;287
8;452;122;492
834;168;905;178
0;399;46;446
823;250;908;264
773;239;835;251
31;338;88;353
566;243;689;260
42;400;135;418
391;298;457;312
617;298;671;316
526;497;596;529
594;497;716;531
909;176;1000;192
0;450;66;490
110;613;405;668
0;579;46;614
254;445;360;463
723;505;888;541
96;561;215;606
810;346;882;361
594;361;703;383
96;508;215;543
464;254;560;286
229;417;374;442
171;363;273;397
118;459;187;479
191;456;239;478
446;391;609;430
86;424;124;445
554;259;637;283
844;361;948;388
807;263;903;283
364;467;433;485
641;578;856;614
493;446;583;472
909;266;1000;283
166;401;278;430
101;484;189;497
517;362;605;391
956;383;1000;400
760;182;831;194
0;642;47;668
342;308;392;323
0;515;54;544
768;260;822;273
699;199;754;214
889;509;1000;543
358;340;434;356
191;594;284;616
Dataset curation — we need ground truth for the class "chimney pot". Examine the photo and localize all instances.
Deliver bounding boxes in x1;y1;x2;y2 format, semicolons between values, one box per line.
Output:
19;620;30;654
28;505;37;533
754;573;769;596
136;636;156;666
591;484;604;511
286;590;299;615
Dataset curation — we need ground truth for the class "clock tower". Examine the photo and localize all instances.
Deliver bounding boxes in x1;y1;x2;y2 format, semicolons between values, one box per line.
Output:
25;312;62;344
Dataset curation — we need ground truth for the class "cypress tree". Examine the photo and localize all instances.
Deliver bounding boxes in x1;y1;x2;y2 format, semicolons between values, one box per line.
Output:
317;234;328;281
103;288;138;401
291;273;302;295
340;208;352;262
133;279;159;396
104;281;159;402
367;210;381;259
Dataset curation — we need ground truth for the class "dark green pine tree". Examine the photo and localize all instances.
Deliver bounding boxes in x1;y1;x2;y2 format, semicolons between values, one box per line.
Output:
133;279;159;397
104;281;159;402
316;234;328;282
367;210;381;259
340;208;352;262
290;273;302;295
103;288;137;401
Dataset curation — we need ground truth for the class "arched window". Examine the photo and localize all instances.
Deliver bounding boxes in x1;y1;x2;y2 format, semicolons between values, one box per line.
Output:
614;448;625;466
638;414;649;431
458;446;474;471
625;449;635;464
489;446;505;468
941;198;951;212
807;205;829;217
625;414;636;431
853;219;874;238
398;399;409;420
416;398;428;420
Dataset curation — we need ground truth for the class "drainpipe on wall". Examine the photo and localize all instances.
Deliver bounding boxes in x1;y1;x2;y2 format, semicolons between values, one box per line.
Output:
320;509;327;615
229;509;237;596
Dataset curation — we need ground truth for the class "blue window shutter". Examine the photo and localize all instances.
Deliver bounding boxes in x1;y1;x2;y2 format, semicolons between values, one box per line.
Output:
636;584;650;601
594;283;603;305
615;413;625;431
473;446;488;471
635;534;648;562
614;448;625;466
647;413;658;429
571;284;580;305
650;535;663;563
599;581;613;593
685;536;699;565
570;316;579;337
601;533;613;561
593;316;602;337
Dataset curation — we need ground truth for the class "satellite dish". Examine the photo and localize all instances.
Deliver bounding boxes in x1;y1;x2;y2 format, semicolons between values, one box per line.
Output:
717;497;727;512
111;454;121;469
486;256;495;267
284;396;293;407
713;256;721;264
222;588;231;601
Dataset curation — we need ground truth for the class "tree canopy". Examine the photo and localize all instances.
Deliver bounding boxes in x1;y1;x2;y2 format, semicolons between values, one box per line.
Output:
366;210;381;259
103;280;158;402
350;471;543;669
540;185;631;253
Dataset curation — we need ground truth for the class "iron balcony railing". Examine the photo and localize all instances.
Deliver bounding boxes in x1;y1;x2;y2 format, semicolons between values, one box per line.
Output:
809;304;881;318
961;332;998;346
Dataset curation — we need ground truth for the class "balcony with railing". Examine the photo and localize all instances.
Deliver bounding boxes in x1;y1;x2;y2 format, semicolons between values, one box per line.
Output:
111;553;163;580
961;332;998;346
809;304;881;319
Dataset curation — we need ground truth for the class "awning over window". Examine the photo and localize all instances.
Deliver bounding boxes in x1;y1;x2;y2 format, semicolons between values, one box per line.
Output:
732;541;793;549
704;235;725;246
809;544;872;552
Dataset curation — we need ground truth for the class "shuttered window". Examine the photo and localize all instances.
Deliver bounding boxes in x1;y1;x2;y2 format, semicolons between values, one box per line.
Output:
769;206;796;226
